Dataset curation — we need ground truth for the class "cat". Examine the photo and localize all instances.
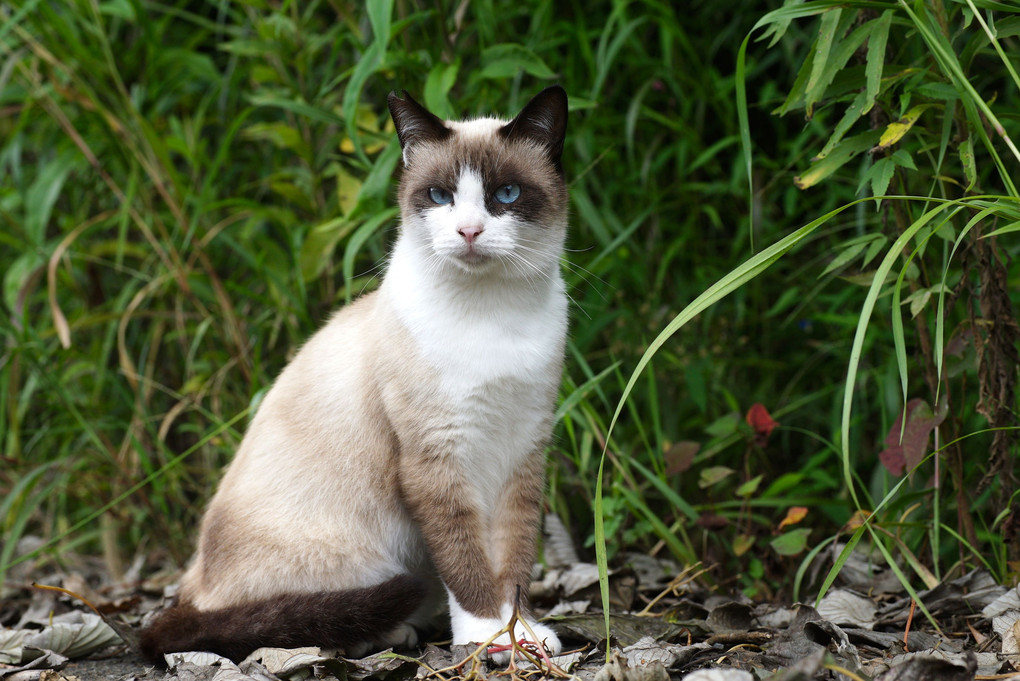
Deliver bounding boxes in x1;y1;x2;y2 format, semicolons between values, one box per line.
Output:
140;85;569;666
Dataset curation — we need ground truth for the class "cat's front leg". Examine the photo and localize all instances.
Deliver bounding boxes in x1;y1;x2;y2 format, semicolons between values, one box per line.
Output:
397;443;559;661
485;448;562;661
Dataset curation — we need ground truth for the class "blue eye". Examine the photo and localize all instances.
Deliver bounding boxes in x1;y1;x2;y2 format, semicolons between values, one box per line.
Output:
428;187;453;205
494;184;521;204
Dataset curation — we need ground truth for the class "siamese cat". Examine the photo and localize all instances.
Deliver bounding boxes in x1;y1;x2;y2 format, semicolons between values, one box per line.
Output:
140;86;569;665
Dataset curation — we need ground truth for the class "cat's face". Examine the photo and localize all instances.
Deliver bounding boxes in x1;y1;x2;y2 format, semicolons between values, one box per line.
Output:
388;88;568;280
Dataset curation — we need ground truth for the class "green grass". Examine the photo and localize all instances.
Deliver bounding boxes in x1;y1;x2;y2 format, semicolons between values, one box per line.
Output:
2;0;1019;611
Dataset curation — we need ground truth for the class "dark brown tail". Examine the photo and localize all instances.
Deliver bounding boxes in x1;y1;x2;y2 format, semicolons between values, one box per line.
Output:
140;575;427;666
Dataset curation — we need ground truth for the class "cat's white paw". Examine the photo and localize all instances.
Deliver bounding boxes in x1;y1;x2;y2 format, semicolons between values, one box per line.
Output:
483;619;561;665
449;600;561;664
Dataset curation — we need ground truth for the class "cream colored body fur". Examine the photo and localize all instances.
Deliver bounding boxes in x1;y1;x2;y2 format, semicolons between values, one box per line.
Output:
173;88;571;659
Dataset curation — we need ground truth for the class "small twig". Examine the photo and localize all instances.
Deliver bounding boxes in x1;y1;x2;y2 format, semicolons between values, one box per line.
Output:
32;582;139;651
636;563;707;616
904;598;916;650
33;582;102;615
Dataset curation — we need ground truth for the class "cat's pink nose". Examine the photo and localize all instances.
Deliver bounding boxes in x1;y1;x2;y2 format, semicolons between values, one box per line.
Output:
458;224;483;244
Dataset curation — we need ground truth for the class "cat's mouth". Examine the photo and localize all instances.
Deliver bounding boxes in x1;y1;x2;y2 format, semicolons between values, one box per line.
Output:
451;245;496;270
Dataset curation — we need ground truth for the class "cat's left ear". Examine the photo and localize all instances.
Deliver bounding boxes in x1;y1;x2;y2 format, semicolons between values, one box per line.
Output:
387;90;451;165
499;86;568;173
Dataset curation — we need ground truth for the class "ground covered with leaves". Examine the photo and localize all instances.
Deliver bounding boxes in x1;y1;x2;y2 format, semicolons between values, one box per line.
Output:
3;532;1020;681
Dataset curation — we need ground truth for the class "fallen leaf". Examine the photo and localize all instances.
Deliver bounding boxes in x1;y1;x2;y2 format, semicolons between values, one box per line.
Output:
992;610;1020;666
594;651;669;681
873;651;977;681
682;668;754;681
816;589;878;630
20;613;121;662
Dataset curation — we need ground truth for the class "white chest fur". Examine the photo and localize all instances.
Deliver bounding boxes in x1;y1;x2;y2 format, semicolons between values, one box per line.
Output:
382;236;566;513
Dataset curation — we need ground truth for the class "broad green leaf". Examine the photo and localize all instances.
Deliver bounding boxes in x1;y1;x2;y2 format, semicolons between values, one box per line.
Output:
26;153;78;245
771;528;811;556
705;413;740;438
890;149;917;170
332;164;362;216
794;129;882;189
424;60;460;120
858;157;896;205
698;466;734;489
300;217;354;281
367;0;393;53
736;474;764;498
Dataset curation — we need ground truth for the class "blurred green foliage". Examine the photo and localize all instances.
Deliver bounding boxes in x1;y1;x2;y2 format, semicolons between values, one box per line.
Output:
2;0;1019;597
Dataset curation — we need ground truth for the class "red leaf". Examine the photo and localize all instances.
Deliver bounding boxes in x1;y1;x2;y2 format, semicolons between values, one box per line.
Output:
746;403;779;447
665;441;700;475
878;398;944;476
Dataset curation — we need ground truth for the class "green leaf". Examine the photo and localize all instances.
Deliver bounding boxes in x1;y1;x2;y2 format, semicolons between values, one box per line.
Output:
862;235;889;268
341;207;399;297
770;528;811;556
982;220;1020;238
876;104;935;151
424;60;460;120
247;94;344;126
959;138;977;191
736;474;764;498
25;152;78;245
99;0;135;21
821;240;869;277
367;0;393;53
816;90;868;159
478;44;556;80
859;157;896;204
705;413;740;438
864;11;892;114
804;7;842;117
698;466;734;489
241;122;306;153
794;129;882;189
733;534;756;557
890;149;917;170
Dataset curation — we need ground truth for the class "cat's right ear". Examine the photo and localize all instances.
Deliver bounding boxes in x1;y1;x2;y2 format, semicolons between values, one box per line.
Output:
387;91;451;165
